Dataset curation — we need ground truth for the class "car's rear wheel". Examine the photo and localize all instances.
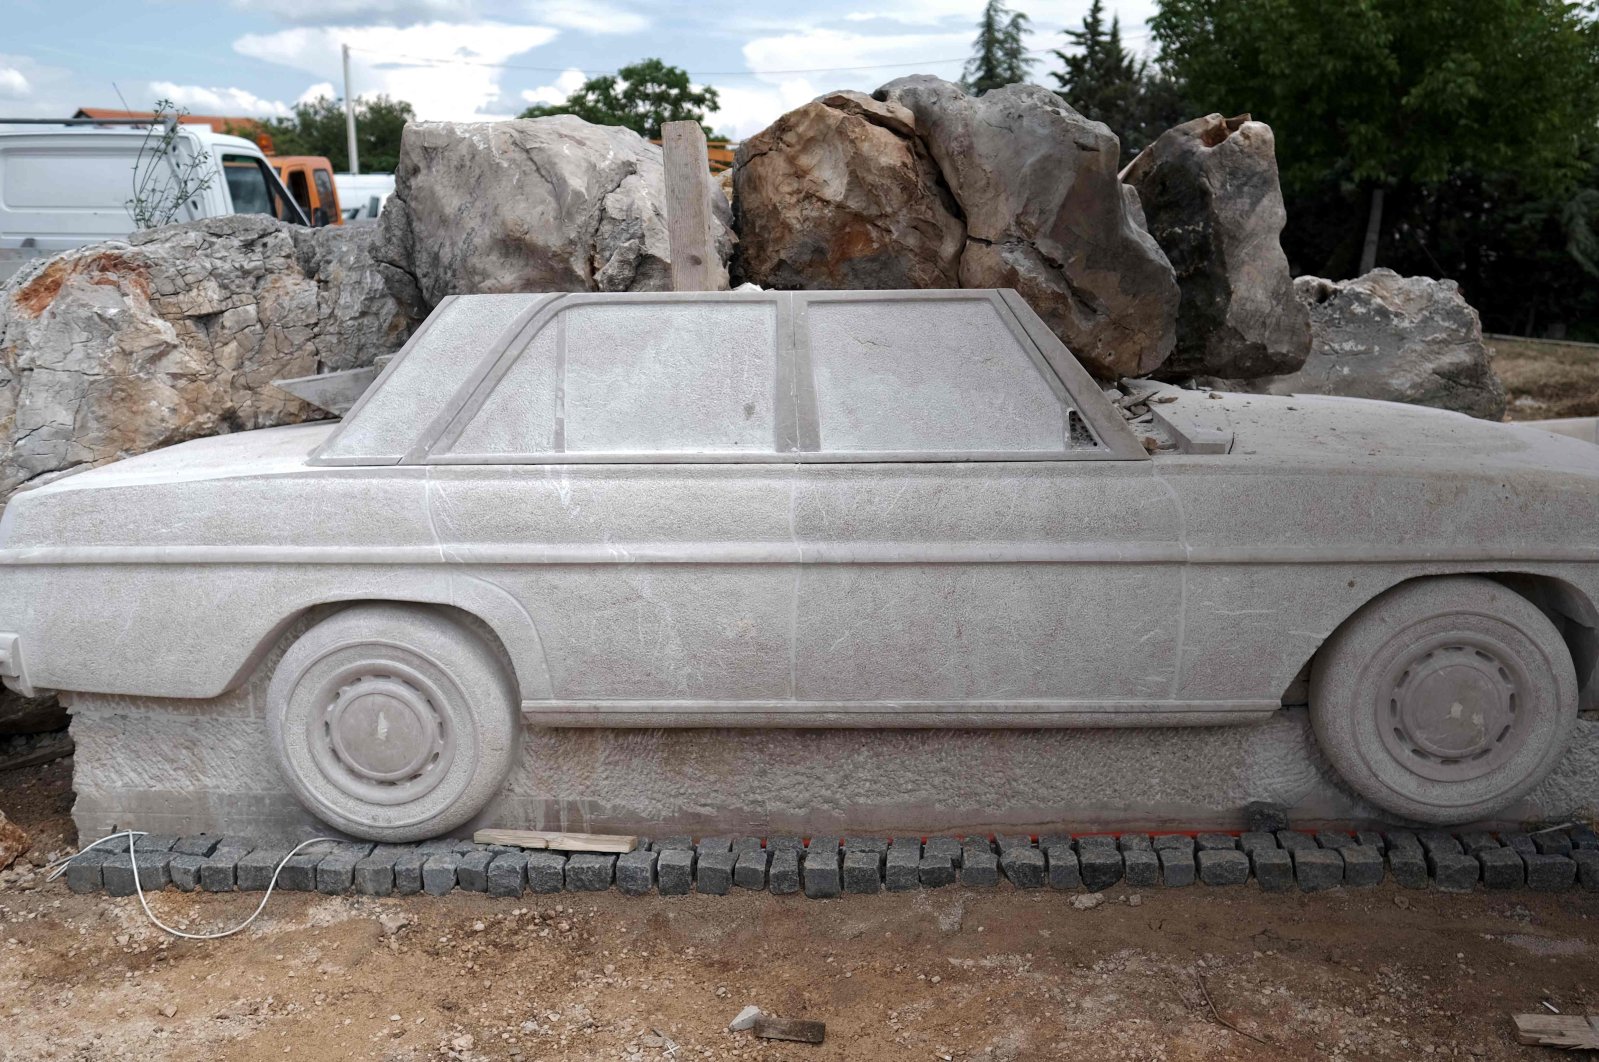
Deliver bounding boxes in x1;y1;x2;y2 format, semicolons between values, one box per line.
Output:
266;604;518;842
1311;577;1578;824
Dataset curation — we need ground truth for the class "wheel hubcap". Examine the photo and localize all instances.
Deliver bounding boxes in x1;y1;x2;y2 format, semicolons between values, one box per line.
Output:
1379;636;1526;782
305;662;455;806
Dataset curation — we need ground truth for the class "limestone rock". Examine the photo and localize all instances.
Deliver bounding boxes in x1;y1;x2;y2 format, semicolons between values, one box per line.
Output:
1224;269;1506;420
1122;114;1311;379
0;215;409;500
734;91;964;290
0;690;65;735
0;810;27;872
375;117;735;311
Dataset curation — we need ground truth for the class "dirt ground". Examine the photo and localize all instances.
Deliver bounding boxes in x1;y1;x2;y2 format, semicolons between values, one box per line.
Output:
1487;336;1599;420
2;757;1597;1062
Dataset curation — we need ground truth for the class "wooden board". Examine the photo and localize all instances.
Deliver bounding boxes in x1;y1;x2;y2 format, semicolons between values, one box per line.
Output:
753;1017;826;1044
1513;1013;1599;1049
660;120;721;292
472;829;638;854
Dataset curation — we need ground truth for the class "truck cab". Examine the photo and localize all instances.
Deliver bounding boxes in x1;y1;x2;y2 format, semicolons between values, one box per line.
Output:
271;155;342;227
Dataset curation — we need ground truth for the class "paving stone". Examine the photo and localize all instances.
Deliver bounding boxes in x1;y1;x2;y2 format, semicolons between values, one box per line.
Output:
1428;851;1479;892
354;847;406;897
1314;831;1354;850
1198;849;1249;886
1079;847;1123;891
656;849;694;896
200;845;254;892
1038;833;1071;850
766;836;806;853
168;854;208;892
989;834;1026;853
1122;848;1159;887
616;849;657;895
1244;801;1289;833
1116;833;1153;852
1525;853;1576;891
1532;832;1574;856
133;834;179;853
1574;849;1599;891
318;844;374;894
697;849;737;895
734;848;769;891
1153;834;1194;854
451;849;493;892
485;852;528;897
422;853;461;896
696;836;734;855
1000;846;1045;888
1275;831;1316;852
1418;830;1462;857
1250;847;1294;892
1159;848;1196;887
803;845;842;898
651;837;693;852
732;837;764;853
1354;831;1387;852
960;845;999;888
64;850;111;894
1458;830;1499;855
171;835;222;858
567;853;616;892
962;835;995;853
1500;831;1537;857
527;851;568;893
768;848;801;894
1383;829;1423;856
418;837;459;852
1568;825;1599;851
279;848;329;892
1196;833;1238;851
1387;846;1429;890
94;835;133;853
1292;848;1343;892
1075;835;1118;852
844;836;889;853
1045;845;1081;890
393;850;429;895
918;853;957;888
1478;846;1524;889
1238;832;1277;855
923;837;963;865
1340;845;1384;887
235;848;290;893
884;846;920;892
102;851;174;896
843;849;883;894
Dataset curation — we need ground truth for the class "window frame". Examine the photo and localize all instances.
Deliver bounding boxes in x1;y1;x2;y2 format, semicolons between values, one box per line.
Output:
403;290;1147;466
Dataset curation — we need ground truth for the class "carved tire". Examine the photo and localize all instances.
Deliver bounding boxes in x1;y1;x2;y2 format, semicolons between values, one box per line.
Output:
1311;577;1577;825
267;604;518;842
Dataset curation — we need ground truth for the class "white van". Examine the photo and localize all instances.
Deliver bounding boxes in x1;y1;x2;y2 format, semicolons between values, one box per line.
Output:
0;120;307;251
333;172;395;221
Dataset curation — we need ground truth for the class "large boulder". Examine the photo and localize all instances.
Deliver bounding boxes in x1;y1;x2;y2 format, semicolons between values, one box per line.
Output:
1223;269;1507;419
0;214;408;499
735;77;1179;379
0;690;65;735
376;116;736;311
1121;113;1310;379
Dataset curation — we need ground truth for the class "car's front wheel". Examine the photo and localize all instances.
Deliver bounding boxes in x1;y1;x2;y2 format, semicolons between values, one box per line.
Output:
266;604;519;841
1311;576;1578;825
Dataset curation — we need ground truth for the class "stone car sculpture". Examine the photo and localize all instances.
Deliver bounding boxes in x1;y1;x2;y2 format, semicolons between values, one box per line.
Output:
1;289;1595;841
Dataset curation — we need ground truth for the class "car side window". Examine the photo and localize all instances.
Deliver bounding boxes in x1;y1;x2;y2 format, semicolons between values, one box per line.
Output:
222;154;295;223
804;296;1077;453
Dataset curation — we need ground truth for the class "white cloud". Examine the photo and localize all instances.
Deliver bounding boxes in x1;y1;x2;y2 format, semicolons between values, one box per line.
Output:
706;78;823;141
535;1;648;35
146;81;293;117
298;81;339;104
231;0;647;33
519;67;586;106
234;21;560;121
0;66;30;100
742;28;970;86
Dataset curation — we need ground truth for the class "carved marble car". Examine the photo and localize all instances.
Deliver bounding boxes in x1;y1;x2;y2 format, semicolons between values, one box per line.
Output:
2;289;1595;840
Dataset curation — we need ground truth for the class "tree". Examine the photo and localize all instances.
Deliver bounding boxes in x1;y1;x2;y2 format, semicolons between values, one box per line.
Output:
518;59;719;139
1151;0;1599;275
248;95;415;173
1050;0;1183;155
962;0;1034;95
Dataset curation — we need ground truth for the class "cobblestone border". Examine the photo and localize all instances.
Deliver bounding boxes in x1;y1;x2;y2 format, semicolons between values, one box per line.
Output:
60;826;1599;899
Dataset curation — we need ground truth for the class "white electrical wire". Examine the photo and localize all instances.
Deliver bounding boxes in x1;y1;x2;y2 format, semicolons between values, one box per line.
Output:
47;830;341;940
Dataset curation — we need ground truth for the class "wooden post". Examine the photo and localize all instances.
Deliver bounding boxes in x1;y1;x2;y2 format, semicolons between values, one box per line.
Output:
661;120;725;292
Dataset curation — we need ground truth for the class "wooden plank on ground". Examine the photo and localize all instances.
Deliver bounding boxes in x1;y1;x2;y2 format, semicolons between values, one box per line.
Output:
1512;1014;1599;1049
660;119;723;292
473;828;637;853
753;1017;826;1044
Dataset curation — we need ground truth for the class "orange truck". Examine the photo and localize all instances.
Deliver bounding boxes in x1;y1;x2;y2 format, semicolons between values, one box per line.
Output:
270;156;342;227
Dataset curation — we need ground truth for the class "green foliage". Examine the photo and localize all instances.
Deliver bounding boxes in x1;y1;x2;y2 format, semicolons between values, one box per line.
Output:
517;59;719;139
963;0;1034;95
128;99;215;229
250;95;414;173
1050;0;1184;155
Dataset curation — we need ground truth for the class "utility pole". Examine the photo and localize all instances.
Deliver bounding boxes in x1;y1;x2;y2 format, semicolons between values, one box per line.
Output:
342;43;359;175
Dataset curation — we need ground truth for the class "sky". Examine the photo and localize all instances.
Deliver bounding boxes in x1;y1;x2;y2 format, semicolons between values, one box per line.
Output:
0;0;1159;142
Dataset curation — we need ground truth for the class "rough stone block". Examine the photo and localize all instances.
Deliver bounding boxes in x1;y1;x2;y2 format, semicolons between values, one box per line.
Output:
422;853;461;896
1198;849;1249;886
455;849;495;893
1525;853;1576;891
1532;832;1574;856
1045;845;1081;890
803;845;841;898
393;850;428;895
1314;831;1354;850
696;836;734;854
317;844;373;895
1292;848;1343;892
766;836;806;853
354;848;405;897
1196;833;1237;851
1569;825;1599;851
1383;829;1423;856
168;854;207;892
235;848;290;893
1500;831;1536;856
651;836;692;852
1116;833;1153;852
133;834;178;853
657;848;694;896
566;853;616;892
960;846;999;887
200;846;253;892
486;852;528;897
1478;846;1524;889
171;835;222;858
1238;831;1277;855
1458;831;1499;855
885;843;920;892
524;851;566;893
1076;834;1117;852
103;851;173;896
1000;846;1045;888
1354;831;1387;852
733;837;764;853
278;848;328;892
843;848;883;894
923;837;963;864
768;848;800;894
1038;833;1070;850
1574;849;1599;891
1340;845;1384;887
1276;831;1316;852
1122;848;1160;887
1079;847;1123;891
1244;801;1289;833
1159;848;1196;887
1428;851;1479;892
845;836;889;853
1418;830;1462;857
918;854;956;888
1387;847;1429;890
734;848;769;891
697;849;737;895
615;849;656;896
65;850;110;894
1251;847;1293;891
1153;834;1194;853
